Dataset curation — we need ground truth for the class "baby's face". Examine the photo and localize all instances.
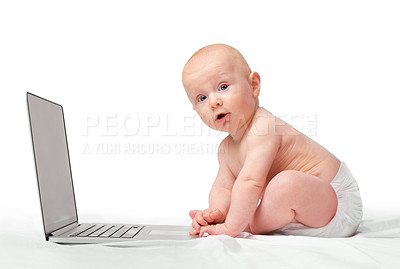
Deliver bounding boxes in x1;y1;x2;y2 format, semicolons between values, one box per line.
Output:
182;52;259;133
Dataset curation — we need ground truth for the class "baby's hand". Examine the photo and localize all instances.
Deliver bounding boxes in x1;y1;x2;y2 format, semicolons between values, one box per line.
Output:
199;223;239;237
189;208;225;235
189;210;206;234
202;208;225;224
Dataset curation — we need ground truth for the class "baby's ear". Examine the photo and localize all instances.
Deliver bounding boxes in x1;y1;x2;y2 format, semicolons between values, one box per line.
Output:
249;71;261;97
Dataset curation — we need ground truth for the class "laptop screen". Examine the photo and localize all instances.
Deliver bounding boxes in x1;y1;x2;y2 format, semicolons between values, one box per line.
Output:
27;93;78;235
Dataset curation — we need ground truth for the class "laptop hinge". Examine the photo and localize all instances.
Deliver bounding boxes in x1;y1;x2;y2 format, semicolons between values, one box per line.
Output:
50;222;79;237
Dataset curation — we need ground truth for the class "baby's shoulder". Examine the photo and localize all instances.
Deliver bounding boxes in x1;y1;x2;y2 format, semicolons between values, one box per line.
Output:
219;135;231;149
246;107;281;147
217;135;232;154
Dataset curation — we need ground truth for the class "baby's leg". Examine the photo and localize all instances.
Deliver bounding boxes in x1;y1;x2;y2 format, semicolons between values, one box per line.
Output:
248;170;338;234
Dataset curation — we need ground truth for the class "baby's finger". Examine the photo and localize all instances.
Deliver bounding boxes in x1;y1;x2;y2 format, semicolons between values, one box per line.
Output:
189;210;200;219
210;209;223;221
210;209;225;223
195;212;208;226
192;218;201;230
199;225;213;237
202;210;214;223
199;227;206;237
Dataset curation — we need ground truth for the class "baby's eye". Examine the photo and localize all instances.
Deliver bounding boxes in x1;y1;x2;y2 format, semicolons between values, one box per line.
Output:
197;95;207;102
219;84;228;91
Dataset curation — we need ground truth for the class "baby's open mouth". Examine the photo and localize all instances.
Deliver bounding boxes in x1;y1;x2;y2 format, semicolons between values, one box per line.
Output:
216;113;229;120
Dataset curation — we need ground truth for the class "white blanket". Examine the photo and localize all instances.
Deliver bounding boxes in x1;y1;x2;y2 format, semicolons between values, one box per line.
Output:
1;216;400;269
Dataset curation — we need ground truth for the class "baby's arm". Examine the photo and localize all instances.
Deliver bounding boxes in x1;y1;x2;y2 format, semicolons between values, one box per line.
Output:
208;141;236;219
190;140;235;232
199;133;280;237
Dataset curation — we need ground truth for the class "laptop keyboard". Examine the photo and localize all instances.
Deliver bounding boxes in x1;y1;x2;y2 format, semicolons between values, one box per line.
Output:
67;224;144;238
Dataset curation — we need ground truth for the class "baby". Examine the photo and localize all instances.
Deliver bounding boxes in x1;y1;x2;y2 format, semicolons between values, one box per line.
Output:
182;44;363;238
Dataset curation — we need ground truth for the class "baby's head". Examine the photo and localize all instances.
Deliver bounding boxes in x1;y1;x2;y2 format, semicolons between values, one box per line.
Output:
182;44;260;134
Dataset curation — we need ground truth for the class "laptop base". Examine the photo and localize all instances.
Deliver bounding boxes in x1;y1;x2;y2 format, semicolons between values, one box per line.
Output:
49;224;198;244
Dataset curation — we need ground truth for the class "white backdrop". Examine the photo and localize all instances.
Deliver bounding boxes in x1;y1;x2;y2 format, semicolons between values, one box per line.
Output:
1;1;399;235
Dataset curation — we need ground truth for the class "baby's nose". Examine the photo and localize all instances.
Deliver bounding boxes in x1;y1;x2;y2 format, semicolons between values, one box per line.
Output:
209;94;222;108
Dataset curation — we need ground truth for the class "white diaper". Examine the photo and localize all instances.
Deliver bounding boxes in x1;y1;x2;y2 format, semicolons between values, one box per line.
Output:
271;162;363;237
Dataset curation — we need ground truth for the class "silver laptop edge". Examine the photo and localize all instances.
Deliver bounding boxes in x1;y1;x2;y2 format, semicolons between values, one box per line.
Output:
27;92;196;244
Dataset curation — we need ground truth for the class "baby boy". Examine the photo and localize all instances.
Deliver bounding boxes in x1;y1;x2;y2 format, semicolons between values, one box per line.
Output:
182;44;362;238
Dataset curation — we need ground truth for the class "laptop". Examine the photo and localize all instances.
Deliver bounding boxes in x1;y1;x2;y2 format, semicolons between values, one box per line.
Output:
27;92;198;244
